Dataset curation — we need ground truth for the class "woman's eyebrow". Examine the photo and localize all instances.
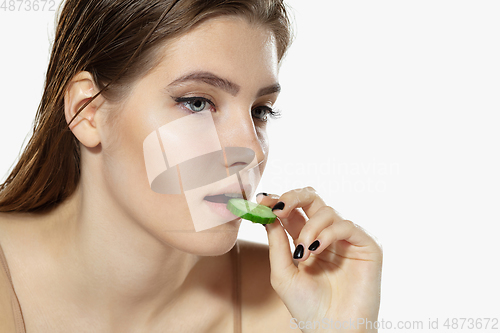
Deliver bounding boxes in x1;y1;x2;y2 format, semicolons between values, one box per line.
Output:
257;83;280;97
167;71;240;96
166;70;280;98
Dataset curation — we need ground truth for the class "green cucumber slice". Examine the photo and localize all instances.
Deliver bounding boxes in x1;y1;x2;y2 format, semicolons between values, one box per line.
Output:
226;198;277;224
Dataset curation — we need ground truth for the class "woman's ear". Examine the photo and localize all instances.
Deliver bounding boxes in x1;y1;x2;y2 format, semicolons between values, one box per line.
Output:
64;71;103;148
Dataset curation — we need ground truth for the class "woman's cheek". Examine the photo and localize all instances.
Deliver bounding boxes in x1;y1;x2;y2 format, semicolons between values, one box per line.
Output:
257;125;270;158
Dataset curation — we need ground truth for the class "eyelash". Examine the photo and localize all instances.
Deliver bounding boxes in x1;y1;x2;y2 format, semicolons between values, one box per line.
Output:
173;96;282;122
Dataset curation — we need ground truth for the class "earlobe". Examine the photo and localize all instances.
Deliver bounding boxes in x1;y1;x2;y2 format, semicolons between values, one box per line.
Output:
64;71;102;148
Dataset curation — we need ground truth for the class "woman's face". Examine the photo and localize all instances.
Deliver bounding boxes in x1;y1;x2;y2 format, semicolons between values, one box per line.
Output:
95;16;279;255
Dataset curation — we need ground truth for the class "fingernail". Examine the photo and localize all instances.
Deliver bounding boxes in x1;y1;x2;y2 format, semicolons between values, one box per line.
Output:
256;192;268;197
272;201;285;211
293;244;304;259
308;240;320;251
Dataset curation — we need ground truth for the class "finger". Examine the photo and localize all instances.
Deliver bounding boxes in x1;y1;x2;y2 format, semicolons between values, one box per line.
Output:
280;208;308;240
256;192;280;204
264;218;297;289
260;187;328;242
289;205;337;261
257;193;306;239
309;220;382;261
271;187;330;220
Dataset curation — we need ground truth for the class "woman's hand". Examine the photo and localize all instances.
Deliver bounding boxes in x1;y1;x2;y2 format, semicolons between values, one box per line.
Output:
258;187;383;333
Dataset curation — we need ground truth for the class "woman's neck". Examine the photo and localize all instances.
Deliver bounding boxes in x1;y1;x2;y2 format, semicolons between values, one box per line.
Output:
20;185;229;330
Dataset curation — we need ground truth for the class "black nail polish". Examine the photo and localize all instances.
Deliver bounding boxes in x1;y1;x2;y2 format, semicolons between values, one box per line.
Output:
256;192;268;197
272;201;285;211
308;240;320;251
293;244;304;259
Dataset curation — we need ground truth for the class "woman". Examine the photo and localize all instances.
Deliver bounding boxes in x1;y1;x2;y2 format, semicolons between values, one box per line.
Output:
0;0;383;332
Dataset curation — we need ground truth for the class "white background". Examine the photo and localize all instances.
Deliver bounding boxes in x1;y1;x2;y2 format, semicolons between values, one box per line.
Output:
1;1;499;331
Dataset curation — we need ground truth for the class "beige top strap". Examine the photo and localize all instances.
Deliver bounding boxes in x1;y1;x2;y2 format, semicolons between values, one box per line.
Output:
0;241;26;333
232;240;242;333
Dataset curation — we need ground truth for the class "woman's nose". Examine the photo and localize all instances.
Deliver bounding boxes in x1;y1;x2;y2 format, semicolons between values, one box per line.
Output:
216;107;266;168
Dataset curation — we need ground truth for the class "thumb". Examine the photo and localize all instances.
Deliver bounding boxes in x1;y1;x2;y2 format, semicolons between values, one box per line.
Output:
265;219;297;290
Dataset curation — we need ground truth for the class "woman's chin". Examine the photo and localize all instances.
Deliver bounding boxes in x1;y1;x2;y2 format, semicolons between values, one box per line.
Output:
169;219;241;256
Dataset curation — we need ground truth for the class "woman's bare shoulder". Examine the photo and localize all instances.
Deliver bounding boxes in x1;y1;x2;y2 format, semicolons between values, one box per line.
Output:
238;239;297;332
0;213;16;243
0;212;36;244
0;211;35;230
0;212;50;266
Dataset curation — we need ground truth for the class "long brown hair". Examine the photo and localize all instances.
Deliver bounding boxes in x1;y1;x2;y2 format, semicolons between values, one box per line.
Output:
0;0;293;213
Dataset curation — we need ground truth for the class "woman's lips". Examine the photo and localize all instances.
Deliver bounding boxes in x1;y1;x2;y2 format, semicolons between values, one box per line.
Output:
203;199;241;221
203;194;243;203
204;182;252;199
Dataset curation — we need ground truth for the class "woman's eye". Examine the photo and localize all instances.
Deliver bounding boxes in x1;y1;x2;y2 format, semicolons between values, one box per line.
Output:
173;96;281;121
185;98;210;112
252;106;281;122
252;107;268;120
174;97;214;113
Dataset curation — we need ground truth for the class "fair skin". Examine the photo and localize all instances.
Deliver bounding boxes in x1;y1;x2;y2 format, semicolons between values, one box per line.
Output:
0;16;382;333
